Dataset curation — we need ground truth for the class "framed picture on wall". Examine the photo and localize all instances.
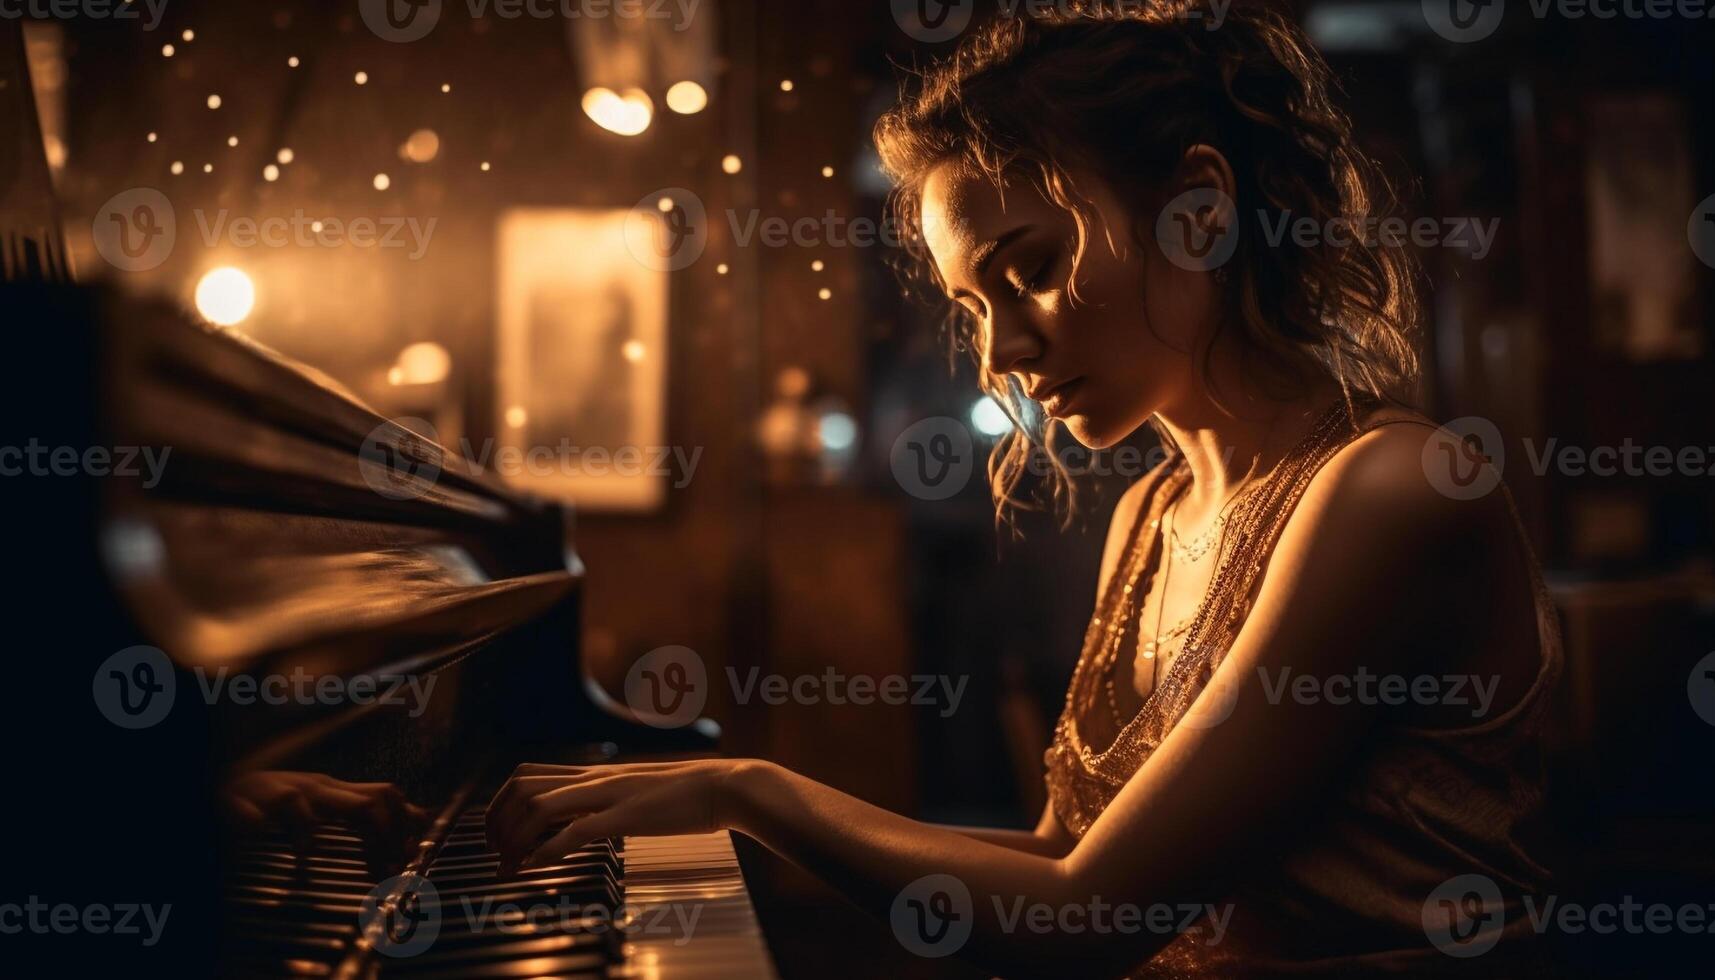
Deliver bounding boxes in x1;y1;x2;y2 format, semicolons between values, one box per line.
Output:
495;208;669;510
1585;95;1704;363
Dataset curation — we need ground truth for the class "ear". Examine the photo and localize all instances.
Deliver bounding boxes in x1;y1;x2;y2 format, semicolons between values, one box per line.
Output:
1146;144;1242;274
1174;143;1237;202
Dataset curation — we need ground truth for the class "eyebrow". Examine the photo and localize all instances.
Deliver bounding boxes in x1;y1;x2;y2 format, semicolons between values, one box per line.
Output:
969;225;1035;279
948;224;1036;305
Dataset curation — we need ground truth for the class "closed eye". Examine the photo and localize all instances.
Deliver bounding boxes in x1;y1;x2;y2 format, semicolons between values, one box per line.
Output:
1006;252;1058;298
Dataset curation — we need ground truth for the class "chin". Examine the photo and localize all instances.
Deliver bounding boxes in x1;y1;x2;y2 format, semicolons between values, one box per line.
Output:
1060;416;1118;450
1058;406;1153;452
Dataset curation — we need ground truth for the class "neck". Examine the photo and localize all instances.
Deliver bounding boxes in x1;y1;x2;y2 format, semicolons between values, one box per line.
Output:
1154;377;1343;526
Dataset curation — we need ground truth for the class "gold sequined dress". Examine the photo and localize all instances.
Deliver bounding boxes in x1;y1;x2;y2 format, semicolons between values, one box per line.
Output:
1043;400;1563;976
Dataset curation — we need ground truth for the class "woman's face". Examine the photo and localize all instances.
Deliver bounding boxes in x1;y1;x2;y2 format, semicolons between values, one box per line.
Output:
920;161;1220;449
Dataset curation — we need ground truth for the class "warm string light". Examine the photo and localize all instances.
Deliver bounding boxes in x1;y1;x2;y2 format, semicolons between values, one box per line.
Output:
390;342;452;385
125;22;850;348
400;129;440;163
665;80;708;114
581;87;653;136
141;28;748;268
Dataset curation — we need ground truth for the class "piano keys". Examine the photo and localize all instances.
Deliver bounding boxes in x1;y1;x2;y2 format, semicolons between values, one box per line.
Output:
219;782;771;978
9;281;775;978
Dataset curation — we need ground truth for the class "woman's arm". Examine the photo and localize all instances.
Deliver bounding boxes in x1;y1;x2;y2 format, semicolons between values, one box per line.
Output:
487;427;1501;976
945;802;1076;857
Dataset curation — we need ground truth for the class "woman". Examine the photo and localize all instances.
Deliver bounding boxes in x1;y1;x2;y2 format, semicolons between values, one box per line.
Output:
486;4;1562;975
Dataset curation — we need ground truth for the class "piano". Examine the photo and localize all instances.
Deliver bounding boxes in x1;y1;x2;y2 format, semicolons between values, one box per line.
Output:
5;281;777;979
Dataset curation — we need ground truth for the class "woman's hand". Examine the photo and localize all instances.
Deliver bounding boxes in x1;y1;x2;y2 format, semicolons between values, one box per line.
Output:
483;759;763;876
224;770;431;875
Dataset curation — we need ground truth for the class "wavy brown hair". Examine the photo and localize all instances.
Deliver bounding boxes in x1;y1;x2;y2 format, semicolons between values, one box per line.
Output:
874;0;1424;525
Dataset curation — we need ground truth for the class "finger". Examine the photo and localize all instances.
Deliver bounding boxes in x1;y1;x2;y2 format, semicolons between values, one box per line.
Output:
493;777;630;874
227;795;266;828
517;760;695;774
485;769;638;851
510;763;589;777
486;775;577;850
522;804;637;867
490;760;688;814
497;774;652;864
522;818;590;870
308;782;380;816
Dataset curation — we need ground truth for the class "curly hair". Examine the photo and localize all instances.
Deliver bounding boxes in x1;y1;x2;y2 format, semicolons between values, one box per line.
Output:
874;0;1424;525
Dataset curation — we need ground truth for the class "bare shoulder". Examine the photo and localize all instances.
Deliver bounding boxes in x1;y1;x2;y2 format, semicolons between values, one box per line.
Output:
1293;415;1511;546
1260;415;1526;660
1259;412;1542;714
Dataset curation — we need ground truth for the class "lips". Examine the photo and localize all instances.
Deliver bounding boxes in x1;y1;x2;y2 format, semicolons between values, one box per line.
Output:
1031;377;1085;417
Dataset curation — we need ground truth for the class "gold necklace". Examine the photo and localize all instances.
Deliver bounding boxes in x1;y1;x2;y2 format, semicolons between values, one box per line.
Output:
1084;396;1358;750
1102;495;1196;728
1168;486;1249;563
1167;414;1285;564
1049;395;1373;837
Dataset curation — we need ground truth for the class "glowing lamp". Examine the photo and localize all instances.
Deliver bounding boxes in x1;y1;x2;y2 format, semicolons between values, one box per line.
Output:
194;267;255;327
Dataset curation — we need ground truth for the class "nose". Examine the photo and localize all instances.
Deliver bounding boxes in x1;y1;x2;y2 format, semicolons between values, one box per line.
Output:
980;307;1042;379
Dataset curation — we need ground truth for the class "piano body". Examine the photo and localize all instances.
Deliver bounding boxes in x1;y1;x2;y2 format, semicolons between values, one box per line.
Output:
6;281;776;979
